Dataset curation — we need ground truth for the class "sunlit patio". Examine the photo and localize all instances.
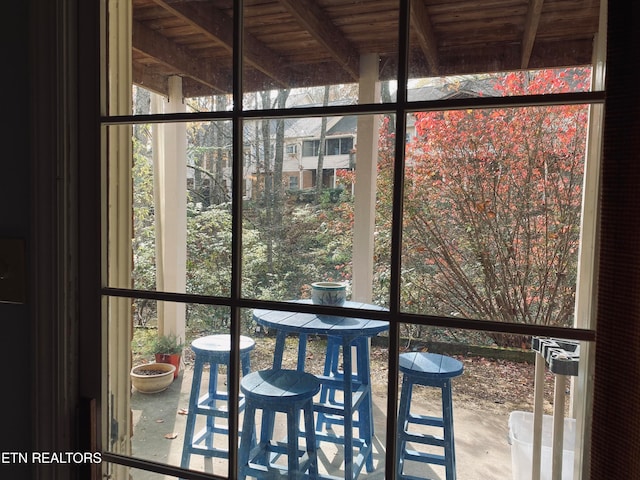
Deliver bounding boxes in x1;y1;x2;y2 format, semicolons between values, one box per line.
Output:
126;333;564;480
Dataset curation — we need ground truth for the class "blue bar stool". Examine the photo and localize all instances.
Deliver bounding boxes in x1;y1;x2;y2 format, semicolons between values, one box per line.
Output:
316;336;372;435
239;369;320;480
180;334;255;469
396;352;464;480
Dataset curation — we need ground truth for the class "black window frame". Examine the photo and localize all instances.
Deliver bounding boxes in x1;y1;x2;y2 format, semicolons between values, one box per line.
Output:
97;1;604;479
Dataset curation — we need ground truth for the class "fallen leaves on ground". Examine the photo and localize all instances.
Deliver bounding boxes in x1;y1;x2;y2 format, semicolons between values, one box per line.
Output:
196;335;566;416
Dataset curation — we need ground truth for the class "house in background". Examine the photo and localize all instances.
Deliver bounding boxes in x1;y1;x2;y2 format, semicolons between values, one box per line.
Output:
239;108;358;201
284;115;357;190
188;78;508;206
245;79;503;202
184;105;357;204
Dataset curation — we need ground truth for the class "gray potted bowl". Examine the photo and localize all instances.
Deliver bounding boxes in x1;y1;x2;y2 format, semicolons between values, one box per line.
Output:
130;362;176;393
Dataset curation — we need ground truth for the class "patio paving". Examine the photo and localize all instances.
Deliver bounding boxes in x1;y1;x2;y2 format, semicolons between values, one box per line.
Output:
129;362;514;480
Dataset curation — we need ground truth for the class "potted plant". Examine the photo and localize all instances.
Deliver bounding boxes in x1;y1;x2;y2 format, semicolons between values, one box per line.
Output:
149;332;184;379
130;362;176;393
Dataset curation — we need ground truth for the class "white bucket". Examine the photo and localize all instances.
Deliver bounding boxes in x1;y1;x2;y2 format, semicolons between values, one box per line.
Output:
508;411;576;480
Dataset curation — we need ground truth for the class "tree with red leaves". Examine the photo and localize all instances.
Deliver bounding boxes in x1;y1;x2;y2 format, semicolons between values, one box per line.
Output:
378;69;590;342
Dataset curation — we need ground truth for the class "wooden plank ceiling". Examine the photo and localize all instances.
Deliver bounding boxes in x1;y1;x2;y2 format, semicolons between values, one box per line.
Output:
132;0;601;98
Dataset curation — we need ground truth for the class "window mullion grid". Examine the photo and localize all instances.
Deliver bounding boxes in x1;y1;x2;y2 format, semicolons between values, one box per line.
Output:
227;0;245;478
98;0;602;475
385;0;411;478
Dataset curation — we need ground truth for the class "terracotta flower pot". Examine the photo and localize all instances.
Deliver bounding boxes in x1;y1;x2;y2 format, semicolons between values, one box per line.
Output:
155;353;181;379
130;363;176;394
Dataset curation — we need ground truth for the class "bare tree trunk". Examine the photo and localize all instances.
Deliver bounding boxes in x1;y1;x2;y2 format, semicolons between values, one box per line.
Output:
213;95;229;204
315;85;330;201
260;91;274;268
273;90;289;262
273;89;289;208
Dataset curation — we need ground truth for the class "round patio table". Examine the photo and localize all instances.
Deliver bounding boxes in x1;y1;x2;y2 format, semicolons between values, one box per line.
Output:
253;300;388;480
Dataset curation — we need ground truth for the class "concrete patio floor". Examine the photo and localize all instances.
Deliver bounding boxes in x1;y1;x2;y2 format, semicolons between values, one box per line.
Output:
129;362;515;480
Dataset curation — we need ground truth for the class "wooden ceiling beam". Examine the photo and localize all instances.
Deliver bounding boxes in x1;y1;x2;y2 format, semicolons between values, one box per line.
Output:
278;0;360;80
180;77;227;99
152;0;291;87
521;0;545;69
133;20;231;93
410;0;440;75
133;63;171;97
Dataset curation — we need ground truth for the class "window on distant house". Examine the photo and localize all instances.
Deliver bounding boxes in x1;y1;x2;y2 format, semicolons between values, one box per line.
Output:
304;137;353;156
326;138;340;155
340;137;354;154
302;140;320;157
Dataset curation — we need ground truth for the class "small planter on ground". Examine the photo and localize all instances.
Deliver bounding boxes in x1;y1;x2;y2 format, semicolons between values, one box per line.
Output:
130;363;176;393
149;333;184;379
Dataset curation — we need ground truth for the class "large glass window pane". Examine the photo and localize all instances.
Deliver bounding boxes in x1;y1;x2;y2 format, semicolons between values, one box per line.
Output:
395;326;591;480
242;1;399;108
241;114;393;307
407;2;601;93
249;306;390;478
115;300;239;475
129;1;233;111
402;99;590;329
121;110;234;296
